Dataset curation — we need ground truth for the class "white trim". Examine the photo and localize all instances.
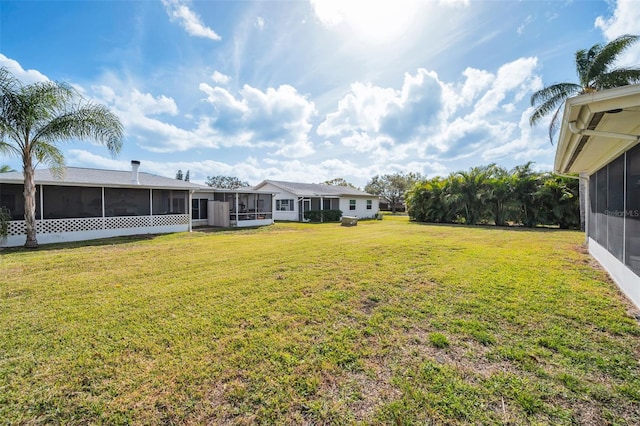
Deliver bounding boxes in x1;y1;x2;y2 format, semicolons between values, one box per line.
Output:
589;237;640;309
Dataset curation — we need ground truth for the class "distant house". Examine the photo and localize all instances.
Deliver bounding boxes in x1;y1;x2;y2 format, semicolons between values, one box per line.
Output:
555;84;640;308
253;180;379;222
0;161;274;247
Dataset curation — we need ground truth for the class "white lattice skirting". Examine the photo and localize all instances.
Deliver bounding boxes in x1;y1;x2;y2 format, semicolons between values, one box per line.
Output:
3;215;190;247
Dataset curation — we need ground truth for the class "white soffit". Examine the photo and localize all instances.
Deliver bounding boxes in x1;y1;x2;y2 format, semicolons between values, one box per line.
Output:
555;84;640;175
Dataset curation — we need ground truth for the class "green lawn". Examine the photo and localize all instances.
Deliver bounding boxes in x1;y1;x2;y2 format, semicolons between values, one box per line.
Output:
1;216;639;424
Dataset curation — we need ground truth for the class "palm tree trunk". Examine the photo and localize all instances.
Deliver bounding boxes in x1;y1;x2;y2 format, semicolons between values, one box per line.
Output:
22;154;38;248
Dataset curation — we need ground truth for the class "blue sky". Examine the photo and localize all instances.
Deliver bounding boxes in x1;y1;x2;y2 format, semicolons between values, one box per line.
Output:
1;0;639;187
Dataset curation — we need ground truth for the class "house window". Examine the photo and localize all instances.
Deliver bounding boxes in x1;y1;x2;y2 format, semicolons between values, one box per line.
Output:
276;199;294;211
349;199;356;211
366;200;372;210
192;199;209;220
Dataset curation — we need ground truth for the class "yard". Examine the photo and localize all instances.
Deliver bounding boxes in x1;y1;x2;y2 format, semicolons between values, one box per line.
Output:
1;216;639;424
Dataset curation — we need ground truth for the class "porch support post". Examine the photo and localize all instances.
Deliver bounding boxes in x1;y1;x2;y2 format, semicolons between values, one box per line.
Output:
39;184;44;222
235;192;239;223
101;187;105;229
188;190;193;232
320;196;324;223
149;189;153;227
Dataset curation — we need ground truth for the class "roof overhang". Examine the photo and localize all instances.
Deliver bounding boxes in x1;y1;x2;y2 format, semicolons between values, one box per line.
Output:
555;84;640;176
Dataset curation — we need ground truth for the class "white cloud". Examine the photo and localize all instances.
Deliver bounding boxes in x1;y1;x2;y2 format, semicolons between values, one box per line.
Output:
480;107;554;163
438;0;469;7
255;17;265;30
0;54;49;84
318;82;396;136
162;0;221;41
211;71;231;85
595;0;640;40
469;57;538;120
517;15;533;36
317;57;545;169
594;0;640;66
309;0;432;44
200;83;317;157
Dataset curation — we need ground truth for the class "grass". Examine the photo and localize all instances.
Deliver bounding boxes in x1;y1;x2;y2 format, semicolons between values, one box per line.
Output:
1;216;639;424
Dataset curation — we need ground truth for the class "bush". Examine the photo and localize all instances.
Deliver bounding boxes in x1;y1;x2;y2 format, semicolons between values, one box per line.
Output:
0;206;10;242
303;209;343;222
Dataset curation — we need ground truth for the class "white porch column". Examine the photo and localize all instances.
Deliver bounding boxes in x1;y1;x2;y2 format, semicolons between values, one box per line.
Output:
235;192;239;222
39;184;44;222
101;187;105;229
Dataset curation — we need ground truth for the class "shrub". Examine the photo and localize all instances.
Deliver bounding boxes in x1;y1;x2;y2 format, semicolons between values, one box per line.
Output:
303;210;343;222
0;206;10;242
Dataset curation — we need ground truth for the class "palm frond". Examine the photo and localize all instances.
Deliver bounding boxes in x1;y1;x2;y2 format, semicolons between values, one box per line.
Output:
32;141;65;177
530;83;582;107
0;67;21;94
575;48;596;86
529;83;581;126
0;140;22;158
588;34;639;85
594;68;640;90
34;102;123;156
547;106;563;145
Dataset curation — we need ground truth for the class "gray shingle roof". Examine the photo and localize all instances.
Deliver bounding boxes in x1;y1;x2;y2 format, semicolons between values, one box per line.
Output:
257;180;375;197
0;167;201;190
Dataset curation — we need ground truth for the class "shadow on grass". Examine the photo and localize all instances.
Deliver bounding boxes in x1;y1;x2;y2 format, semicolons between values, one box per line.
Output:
0;233;162;253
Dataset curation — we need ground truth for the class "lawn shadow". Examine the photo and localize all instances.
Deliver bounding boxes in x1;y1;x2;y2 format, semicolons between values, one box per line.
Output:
0;233;162;253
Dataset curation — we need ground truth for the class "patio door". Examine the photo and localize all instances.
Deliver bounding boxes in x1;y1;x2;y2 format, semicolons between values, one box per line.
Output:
299;198;311;221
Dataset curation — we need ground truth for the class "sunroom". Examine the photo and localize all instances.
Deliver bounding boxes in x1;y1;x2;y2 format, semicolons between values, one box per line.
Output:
0;162;198;247
555;84;640;308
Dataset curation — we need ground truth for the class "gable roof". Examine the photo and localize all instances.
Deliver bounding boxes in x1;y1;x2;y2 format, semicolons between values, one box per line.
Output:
0;167;201;190
254;180;375;197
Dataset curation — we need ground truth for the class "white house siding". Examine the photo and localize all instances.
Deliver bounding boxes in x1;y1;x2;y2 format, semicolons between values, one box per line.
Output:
253;180;380;222
589;238;640;309
258;183;299;221
339;197;379;219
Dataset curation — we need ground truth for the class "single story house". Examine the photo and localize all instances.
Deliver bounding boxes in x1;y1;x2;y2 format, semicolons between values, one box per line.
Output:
0;161;274;247
253;180;379;222
555;84;640;308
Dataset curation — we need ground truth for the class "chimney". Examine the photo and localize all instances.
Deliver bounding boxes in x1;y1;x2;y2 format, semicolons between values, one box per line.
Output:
130;160;140;185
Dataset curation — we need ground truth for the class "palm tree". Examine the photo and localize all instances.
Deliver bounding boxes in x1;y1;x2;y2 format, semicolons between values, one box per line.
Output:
446;166;491;225
0;164;15;173
530;34;640;231
530;34;640;142
0;67;123;248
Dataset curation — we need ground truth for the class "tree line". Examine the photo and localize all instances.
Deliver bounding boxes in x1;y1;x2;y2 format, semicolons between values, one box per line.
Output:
405;163;579;229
